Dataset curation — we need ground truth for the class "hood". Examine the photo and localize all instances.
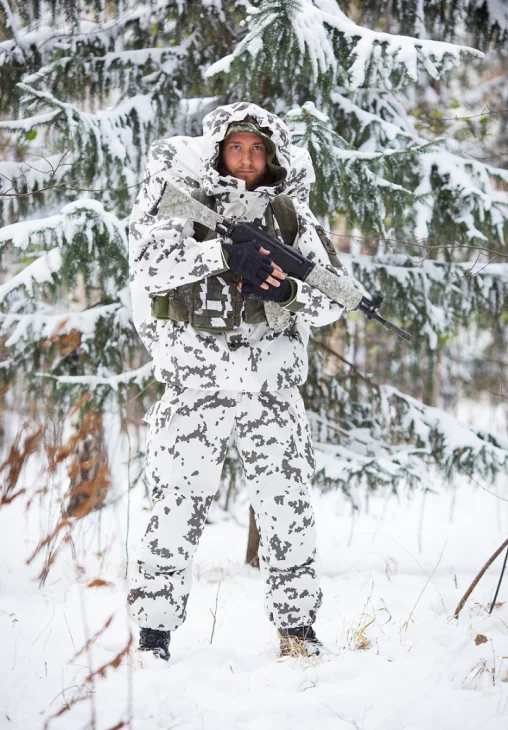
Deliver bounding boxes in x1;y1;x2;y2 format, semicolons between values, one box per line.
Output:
200;101;315;203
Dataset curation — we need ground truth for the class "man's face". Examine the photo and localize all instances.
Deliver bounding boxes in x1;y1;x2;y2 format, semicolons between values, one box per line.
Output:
221;132;268;189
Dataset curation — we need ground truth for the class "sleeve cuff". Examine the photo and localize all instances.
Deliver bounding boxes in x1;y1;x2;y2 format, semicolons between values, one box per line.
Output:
208;242;230;275
278;277;305;312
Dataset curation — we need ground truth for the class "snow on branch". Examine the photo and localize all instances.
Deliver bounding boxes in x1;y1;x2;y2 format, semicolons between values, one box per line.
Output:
11;84;158;189
287;100;508;243
0;198;125;254
381;383;508;476
342;252;508;351
0;152;76;211
0;110;61;131
0;302;124;348
0;248;61;302
38;360;154;391
309;376;508;497
206;0;483;92
414;151;508;243
0;6;162;68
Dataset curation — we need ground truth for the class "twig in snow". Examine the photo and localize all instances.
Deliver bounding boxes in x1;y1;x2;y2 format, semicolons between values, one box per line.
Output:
454;538;508;618
417;487;430;554
457;466;508;504
209;582;221;645
489;545;508;615
402;540;447;631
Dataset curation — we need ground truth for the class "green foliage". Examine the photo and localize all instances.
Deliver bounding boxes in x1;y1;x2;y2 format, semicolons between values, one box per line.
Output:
1;0;507;496
358;0;508;51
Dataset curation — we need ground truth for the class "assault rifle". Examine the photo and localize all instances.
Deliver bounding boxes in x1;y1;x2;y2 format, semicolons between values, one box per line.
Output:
155;181;411;342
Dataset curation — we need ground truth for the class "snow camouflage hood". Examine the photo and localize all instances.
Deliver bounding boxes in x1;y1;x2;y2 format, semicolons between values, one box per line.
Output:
200;102;315;202
134;101;316;218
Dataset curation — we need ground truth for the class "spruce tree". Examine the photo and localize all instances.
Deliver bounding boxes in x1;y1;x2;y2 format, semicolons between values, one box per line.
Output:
0;0;507;513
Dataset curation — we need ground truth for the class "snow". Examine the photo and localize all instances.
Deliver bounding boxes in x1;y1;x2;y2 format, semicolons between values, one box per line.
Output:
0;153;76;201
486;0;508;30
0;110;60;130
0;248;61;300
2;302;123;348
0;201;126;256
1;432;507;730
40;360;154;390
206;0;483;90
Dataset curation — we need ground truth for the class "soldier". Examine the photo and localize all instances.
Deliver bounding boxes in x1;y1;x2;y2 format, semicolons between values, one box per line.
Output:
127;101;352;661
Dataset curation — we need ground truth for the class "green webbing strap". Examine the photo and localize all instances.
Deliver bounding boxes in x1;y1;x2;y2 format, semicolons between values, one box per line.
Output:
270;195;298;246
314;224;344;268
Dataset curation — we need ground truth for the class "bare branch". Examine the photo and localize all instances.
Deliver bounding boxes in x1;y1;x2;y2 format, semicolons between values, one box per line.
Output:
454;539;508;618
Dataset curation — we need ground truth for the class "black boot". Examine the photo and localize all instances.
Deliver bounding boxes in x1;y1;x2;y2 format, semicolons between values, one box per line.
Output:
278;625;322;657
139;627;171;661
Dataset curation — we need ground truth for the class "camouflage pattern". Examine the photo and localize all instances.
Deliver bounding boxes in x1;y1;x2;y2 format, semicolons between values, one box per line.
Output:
127;384;321;631
127;102;350;637
129;101;350;391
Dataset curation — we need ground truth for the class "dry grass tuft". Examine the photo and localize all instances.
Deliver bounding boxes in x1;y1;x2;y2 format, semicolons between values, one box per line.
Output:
0;420;44;506
277;631;321;659
346;615;374;652
42;616;133;730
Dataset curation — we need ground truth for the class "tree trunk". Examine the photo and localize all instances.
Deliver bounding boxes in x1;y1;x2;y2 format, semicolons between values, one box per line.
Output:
246;505;260;568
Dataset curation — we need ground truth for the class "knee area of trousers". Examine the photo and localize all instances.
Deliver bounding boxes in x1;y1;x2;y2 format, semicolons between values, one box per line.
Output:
262;536;317;571
140;542;194;573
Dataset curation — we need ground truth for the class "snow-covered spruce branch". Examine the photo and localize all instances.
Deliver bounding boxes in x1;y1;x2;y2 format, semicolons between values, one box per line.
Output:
381;384;508;474
0;248;61;303
0;198;126;255
340;252;508;350
37;360;153;392
311;434;428;499
307;378;508;498
206;0;483;92
287;100;508;244
0;109;61;131
0;302;126;349
0;83;172;204
0;4;165;68
328;92;508;190
21;46;184;107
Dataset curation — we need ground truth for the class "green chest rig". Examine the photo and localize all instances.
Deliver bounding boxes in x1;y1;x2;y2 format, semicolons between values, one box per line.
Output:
150;190;299;333
151;190;343;334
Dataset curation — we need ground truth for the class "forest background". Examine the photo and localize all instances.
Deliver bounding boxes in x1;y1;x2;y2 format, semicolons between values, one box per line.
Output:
0;1;507;728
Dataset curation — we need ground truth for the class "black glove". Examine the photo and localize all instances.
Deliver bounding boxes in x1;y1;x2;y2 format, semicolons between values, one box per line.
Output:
241;277;294;303
222;241;274;287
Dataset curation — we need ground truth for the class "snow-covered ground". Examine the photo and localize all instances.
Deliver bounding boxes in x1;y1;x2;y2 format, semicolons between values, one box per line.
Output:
1;446;507;730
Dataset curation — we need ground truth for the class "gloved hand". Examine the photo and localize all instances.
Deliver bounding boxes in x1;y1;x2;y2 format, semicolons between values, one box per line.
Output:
241;277;294;303
222;240;274;287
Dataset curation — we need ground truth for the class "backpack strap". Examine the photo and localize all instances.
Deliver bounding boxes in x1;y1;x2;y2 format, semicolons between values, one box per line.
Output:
270;195;298;247
273;195;343;268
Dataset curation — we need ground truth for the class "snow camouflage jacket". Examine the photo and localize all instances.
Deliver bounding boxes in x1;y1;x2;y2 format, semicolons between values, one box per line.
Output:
129;101;350;392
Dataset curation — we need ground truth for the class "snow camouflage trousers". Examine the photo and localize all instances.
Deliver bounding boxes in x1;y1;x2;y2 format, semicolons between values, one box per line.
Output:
127;385;322;632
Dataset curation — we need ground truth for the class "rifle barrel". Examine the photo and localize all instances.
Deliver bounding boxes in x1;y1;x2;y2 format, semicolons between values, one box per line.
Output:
372;313;412;342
